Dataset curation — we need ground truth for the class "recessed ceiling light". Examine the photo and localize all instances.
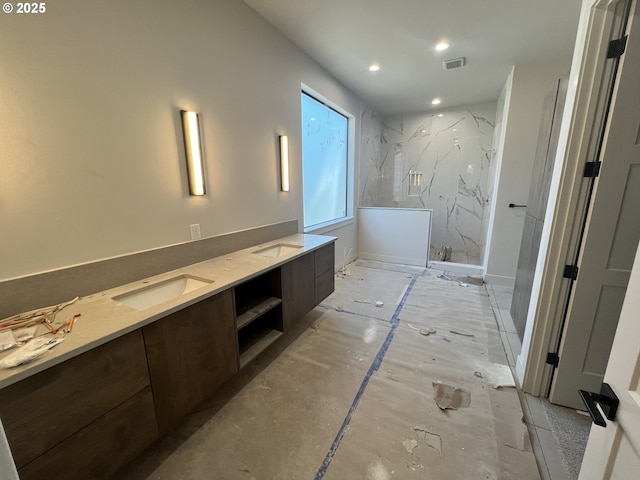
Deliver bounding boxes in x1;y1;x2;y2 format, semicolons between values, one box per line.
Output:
435;41;450;51
431;98;442;105
368;64;380;72
437;114;444;117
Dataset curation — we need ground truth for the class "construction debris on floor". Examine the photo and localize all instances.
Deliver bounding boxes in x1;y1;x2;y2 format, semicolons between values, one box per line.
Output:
118;260;539;480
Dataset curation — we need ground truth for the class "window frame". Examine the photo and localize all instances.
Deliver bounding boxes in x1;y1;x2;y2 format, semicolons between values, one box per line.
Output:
300;86;355;233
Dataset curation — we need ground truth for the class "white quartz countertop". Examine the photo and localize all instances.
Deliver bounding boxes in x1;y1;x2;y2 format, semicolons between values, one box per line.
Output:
0;233;335;389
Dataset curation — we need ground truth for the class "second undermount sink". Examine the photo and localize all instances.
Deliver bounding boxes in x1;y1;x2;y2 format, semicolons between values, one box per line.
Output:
253;243;303;258
112;274;213;311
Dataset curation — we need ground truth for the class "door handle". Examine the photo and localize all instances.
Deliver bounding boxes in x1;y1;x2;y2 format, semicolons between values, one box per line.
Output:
578;383;619;427
508;203;527;208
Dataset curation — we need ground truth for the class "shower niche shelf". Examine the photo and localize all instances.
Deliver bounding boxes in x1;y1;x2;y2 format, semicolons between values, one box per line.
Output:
234;269;283;368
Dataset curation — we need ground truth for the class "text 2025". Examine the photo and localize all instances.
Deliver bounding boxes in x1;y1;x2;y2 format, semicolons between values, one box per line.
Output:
16;2;46;14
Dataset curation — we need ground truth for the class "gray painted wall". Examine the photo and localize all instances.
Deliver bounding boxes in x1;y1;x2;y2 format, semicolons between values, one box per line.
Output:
0;0;363;283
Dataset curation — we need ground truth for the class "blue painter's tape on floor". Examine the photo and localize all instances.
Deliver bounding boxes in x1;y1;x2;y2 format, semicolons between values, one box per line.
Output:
314;275;419;479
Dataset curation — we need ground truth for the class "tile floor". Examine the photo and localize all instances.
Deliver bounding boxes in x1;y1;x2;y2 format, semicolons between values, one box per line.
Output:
486;285;572;480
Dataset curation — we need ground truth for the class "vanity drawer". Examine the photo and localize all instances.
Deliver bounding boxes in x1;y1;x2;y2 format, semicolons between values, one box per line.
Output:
315;269;335;305
18;387;157;480
0;330;151;469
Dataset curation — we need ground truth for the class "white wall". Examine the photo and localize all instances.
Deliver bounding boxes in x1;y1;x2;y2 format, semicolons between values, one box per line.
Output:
484;56;572;286
482;74;512;272
0;0;364;281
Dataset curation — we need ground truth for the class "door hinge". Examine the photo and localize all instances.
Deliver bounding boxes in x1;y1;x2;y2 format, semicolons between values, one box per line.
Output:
607;35;628;58
584;161;601;178
546;352;560;368
563;265;579;280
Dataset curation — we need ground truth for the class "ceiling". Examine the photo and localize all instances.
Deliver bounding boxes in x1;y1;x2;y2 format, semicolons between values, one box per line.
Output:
244;0;583;115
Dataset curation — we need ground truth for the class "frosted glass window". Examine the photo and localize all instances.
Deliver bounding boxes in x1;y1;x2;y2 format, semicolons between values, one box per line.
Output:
302;92;348;229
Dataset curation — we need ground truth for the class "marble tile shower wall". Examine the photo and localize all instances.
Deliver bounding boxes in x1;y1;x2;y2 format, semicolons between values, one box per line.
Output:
360;105;384;207
360;103;497;265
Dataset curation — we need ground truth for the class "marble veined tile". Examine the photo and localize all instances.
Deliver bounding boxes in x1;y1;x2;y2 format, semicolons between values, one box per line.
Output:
359;103;498;265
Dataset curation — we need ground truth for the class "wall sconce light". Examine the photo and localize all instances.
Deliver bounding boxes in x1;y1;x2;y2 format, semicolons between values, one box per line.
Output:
279;135;290;192
180;110;206;196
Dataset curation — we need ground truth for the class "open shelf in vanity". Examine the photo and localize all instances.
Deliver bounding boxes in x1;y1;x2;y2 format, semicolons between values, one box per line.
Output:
233;268;283;368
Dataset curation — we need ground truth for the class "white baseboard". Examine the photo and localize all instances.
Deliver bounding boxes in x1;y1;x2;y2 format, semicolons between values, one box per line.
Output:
358;252;426;267
516;353;526;385
484;274;515;288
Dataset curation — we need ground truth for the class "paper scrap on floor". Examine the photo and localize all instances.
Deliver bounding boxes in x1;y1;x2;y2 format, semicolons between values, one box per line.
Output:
471;360;516;388
432;382;471;410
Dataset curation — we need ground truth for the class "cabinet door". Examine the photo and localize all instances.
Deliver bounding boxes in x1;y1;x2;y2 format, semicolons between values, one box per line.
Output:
143;290;237;435
281;253;315;330
314;242;335;278
0;330;151;470
314;243;335;304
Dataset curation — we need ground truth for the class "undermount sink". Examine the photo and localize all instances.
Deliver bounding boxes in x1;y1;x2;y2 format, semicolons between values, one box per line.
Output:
252;243;303;258
112;274;213;311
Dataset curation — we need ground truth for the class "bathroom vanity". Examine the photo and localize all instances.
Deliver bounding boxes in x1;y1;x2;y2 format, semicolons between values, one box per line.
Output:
0;234;335;479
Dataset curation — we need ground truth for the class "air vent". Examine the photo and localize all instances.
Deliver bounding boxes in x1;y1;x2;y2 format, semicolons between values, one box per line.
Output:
443;57;466;70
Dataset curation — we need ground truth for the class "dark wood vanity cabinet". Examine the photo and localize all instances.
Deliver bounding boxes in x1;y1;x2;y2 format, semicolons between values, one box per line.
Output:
0;330;157;480
0;240;335;477
282;242;335;329
0;291;238;479
142;289;238;436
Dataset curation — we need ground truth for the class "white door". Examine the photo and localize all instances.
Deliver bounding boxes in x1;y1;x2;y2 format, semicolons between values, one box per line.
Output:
550;0;640;409
578;239;640;478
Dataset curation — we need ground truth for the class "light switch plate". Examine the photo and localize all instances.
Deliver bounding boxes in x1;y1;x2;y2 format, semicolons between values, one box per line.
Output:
190;223;201;240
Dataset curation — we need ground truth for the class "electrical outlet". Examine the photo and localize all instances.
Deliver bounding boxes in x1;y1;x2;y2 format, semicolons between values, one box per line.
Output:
190;223;201;240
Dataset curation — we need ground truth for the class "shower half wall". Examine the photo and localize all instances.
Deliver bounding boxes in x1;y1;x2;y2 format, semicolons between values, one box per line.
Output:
360;103;498;266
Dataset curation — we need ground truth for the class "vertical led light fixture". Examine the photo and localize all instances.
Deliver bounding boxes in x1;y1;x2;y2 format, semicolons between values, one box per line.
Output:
279;135;290;192
180;110;206;196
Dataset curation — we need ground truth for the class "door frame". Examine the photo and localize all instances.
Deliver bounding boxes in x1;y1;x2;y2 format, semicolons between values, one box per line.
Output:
517;0;632;395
